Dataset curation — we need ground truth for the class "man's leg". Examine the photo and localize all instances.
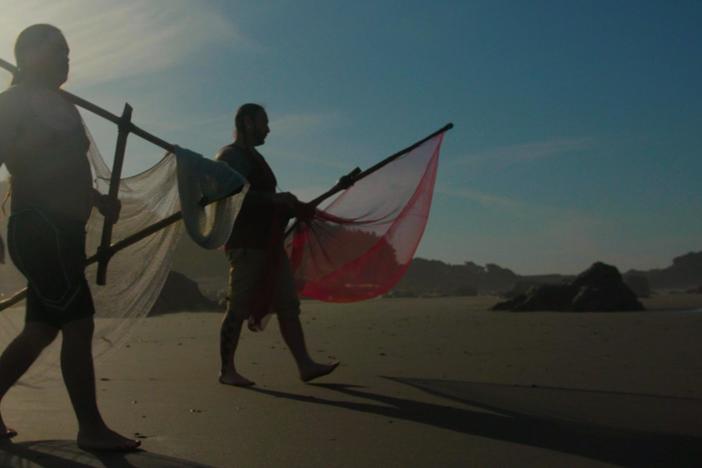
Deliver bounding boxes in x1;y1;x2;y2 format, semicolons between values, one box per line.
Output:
278;316;339;382
0;321;59;437
275;253;339;382
61;316;139;451
219;250;256;386
219;313;255;386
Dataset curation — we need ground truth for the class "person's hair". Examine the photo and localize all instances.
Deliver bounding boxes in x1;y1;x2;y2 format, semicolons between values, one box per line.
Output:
234;103;265;137
12;24;63;85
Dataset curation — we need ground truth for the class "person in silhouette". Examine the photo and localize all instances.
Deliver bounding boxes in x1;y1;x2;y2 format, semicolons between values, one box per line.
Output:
215;103;339;386
0;24;139;451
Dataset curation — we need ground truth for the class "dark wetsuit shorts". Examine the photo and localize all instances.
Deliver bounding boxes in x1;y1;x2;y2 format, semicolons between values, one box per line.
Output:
7;209;95;328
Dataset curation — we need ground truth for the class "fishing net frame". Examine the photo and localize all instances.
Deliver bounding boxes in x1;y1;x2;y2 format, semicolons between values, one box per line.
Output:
0;58;244;381
0;57;237;310
250;123;452;328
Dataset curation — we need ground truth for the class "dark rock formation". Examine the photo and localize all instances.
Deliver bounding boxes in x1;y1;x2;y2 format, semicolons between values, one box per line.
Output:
393;258;519;296
623;273;652;298
501;281;548;299
492;262;644;312
686;285;702;294
151;271;218;315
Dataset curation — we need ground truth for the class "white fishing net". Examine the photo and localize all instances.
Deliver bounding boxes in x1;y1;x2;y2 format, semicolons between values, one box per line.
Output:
0;127;246;383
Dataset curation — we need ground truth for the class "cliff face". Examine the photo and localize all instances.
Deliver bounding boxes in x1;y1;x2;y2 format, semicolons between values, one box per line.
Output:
393;251;702;297
627;251;702;290
393;258;522;296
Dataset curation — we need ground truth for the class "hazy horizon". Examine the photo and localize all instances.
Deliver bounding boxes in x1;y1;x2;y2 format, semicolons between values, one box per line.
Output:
1;0;700;275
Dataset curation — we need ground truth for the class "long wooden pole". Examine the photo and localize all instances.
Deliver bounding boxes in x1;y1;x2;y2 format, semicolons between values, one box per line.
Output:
0;123;451;309
284;123;453;236
0;58;181;309
0;184;244;310
309;123;453;207
0;58;175;153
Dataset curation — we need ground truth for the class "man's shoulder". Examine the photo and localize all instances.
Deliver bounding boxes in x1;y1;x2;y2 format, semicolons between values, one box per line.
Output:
216;143;247;161
215;144;257;177
0;85;25;109
0;86;28;129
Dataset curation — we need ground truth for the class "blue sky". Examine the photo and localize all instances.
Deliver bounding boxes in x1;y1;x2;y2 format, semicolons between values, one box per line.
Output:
1;0;700;274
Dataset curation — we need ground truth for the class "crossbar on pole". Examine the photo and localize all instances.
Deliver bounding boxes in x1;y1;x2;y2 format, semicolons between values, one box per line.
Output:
97;103;133;285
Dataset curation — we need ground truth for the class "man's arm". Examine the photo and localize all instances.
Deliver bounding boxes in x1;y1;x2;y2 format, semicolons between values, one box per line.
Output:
0;91;18;169
0;91;19;264
91;188;121;221
215;146;304;218
215;147;279;208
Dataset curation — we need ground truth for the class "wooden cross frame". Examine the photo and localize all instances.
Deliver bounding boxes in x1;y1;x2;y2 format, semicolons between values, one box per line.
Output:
97;102;132;285
0;57;241;310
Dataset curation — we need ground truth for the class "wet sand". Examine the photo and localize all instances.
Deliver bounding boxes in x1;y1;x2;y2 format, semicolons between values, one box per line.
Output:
2;295;702;467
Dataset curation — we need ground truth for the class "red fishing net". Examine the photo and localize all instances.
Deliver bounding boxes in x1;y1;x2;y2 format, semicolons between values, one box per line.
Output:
287;130;446;302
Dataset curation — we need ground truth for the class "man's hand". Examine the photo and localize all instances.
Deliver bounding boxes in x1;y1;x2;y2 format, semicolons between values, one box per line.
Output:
272;192;315;220
94;191;121;222
294;202;316;222
273;192;298;216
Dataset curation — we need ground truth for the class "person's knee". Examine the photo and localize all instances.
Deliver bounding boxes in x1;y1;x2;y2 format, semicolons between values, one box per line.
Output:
277;313;301;325
60;316;95;341
21;322;59;348
222;311;245;329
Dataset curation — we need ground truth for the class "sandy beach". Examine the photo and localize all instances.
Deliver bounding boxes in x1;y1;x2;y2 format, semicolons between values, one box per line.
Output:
1;295;702;467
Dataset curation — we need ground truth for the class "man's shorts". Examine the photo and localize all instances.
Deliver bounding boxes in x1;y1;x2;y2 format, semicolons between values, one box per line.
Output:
7;209;95;328
225;247;300;321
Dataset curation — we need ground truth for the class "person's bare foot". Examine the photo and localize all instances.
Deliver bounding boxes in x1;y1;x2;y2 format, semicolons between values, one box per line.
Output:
219;370;255;387
300;361;340;382
77;427;141;452
0;417;17;440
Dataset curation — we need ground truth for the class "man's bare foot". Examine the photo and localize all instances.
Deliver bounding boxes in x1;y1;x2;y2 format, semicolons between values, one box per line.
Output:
300;361;340;382
77;427;141;452
0;427;17;439
219;370;255;387
0;415;17;440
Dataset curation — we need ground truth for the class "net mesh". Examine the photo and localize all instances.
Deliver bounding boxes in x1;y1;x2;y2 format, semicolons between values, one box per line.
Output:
286;132;444;302
0;127;244;383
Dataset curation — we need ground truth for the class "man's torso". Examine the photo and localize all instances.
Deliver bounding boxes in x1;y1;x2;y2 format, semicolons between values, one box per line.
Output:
216;143;281;250
0;85;93;222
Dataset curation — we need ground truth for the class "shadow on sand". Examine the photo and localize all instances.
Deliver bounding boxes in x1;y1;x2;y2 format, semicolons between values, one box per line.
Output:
248;379;702;467
0;439;212;468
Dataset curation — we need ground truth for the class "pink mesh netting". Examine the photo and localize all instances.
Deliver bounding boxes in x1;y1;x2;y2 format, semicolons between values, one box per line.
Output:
287;131;445;302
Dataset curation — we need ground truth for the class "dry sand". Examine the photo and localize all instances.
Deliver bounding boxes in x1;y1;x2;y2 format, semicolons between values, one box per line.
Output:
1;295;702;467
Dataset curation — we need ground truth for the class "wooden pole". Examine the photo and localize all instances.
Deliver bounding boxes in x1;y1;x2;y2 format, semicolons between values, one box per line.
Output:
0;57;182;309
0;58;175;153
96;103;132;285
284;123;453;236
0;186;244;311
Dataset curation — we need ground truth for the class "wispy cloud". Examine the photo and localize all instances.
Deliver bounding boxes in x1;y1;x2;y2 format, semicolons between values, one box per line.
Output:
265;145;351;171
447;137;593;169
437;184;606;227
286;184;337;203
269;111;343;137
264;111;349;170
0;0;256;86
133;111;234;134
436;186;527;211
433;185;616;274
